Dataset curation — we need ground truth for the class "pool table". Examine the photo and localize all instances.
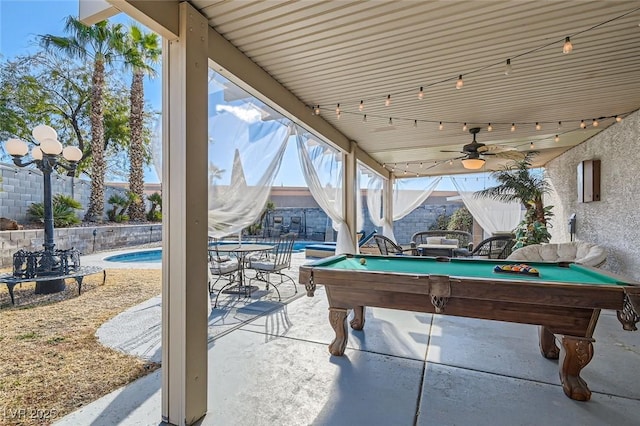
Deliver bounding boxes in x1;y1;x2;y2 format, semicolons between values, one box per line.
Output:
299;254;640;401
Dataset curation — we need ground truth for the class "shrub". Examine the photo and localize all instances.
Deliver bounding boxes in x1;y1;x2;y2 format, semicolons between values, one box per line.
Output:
448;207;473;233
146;192;162;222
27;194;82;227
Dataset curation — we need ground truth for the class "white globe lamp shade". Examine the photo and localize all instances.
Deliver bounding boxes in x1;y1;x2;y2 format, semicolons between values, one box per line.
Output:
40;137;63;155
32;146;43;160
5;138;28;156
32;125;57;143
62;146;83;162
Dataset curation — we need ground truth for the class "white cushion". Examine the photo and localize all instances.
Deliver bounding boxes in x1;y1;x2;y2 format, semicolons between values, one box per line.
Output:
426;237;443;244
507;242;607;267
441;238;459;247
210;259;239;274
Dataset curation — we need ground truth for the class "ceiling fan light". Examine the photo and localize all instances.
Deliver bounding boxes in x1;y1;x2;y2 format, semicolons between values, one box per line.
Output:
461;158;485;170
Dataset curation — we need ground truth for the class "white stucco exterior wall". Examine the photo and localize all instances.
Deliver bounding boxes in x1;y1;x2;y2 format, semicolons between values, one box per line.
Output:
545;109;640;280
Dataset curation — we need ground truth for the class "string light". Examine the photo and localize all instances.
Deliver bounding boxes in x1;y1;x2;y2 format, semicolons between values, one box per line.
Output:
314;105;320;115
487;123;493;132
511;123;516;132
362;114;367;123
336;103;341;119
359;100;364;111
563;36;573;54
419;162;423;168
616;115;623;122
438;122;444;131
530;141;535;149
535;122;541;131
504;59;512;75
385;94;391;106
449;159;453;165
418;86;424;100
557;121;562;129
580;120;587;129
462;122;467;132
456;75;464;89
592;118;599;127
554;135;560;142
388;117;393;126
413;120;418;128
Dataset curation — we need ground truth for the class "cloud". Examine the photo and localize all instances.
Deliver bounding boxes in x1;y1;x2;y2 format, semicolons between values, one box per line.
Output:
216;104;263;123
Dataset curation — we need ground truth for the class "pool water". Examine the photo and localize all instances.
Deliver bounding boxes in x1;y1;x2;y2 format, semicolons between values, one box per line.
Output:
104;241;319;263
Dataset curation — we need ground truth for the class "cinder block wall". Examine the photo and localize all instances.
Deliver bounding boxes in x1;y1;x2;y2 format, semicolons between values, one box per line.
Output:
0;224;162;267
0;163;128;222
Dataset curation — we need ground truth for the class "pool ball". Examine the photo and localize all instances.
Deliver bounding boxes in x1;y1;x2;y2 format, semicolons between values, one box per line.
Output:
359;258;367;265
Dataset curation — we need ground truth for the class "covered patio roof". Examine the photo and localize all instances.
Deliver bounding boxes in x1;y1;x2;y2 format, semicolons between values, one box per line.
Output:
97;0;639;176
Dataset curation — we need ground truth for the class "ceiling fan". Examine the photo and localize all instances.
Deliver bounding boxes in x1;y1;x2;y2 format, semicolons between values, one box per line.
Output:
442;127;524;169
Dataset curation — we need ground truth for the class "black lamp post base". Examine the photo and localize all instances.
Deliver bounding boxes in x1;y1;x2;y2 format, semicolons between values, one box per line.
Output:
35;279;66;294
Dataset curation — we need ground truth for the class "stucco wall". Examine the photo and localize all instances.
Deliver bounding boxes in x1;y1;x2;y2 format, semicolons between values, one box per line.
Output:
545;109;640;280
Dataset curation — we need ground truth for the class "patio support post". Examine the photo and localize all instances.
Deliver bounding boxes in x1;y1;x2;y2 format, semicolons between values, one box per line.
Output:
162;3;209;425
383;176;394;238
343;140;358;252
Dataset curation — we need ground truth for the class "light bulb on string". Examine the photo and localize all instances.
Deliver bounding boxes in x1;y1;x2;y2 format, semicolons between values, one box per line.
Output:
557;121;562;129
362;114;367;123
580;120;586;129
449;159;453;165
511;123;516;132
487;123;493;132
592;118;599;127
462;123;467;132
563;36;573;54
504;59;512;75
314;105;320;115
535;122;541;131
456;75;464;89
413;120;418;128
616;115;623;122
388;117;393;126
385;94;391;107
438;122;444;131
418;86;424;100
530;141;535;149
419;162;423;168
359;100;364;111
554;135;560;143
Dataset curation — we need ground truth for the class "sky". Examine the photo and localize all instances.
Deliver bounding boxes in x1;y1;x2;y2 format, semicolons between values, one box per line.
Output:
0;0;495;190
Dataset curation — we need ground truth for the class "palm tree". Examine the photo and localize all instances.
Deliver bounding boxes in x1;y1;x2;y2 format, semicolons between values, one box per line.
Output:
123;25;161;221
41;17;125;222
475;154;553;248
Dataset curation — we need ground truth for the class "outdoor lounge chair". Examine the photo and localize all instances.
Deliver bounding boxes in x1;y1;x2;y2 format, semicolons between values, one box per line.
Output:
247;233;297;300
373;235;413;256
270;216;284;237
458;234;515;259
288;216;302;237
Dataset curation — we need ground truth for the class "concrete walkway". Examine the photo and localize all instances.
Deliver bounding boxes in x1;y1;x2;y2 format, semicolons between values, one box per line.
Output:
57;252;640;425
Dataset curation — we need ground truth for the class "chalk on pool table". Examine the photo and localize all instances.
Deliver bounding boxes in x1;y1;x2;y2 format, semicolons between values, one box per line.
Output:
359;257;367;265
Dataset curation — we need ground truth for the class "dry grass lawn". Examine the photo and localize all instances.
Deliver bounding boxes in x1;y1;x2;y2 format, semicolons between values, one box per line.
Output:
0;268;161;425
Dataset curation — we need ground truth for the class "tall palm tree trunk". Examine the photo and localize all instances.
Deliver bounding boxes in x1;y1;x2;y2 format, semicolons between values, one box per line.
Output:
85;59;106;222
128;70;146;220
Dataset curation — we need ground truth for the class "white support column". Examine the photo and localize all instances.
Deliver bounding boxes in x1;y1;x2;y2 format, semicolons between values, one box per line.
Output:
343;141;358;251
383;176;394;238
162;3;209;425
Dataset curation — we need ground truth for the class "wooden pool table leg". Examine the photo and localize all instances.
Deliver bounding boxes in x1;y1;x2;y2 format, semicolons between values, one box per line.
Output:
538;326;560;359
350;306;365;330
558;335;594;401
328;308;348;356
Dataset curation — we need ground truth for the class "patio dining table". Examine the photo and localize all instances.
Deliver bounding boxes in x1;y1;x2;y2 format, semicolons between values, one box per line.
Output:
211;243;274;297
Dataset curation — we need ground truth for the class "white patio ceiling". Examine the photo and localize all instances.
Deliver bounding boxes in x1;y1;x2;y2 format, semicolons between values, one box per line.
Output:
190;0;640;177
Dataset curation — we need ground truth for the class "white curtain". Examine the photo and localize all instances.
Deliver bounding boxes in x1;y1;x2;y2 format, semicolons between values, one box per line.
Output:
150;117;162;182
450;176;522;236
206;73;289;238
294;126;355;255
366;175;441;242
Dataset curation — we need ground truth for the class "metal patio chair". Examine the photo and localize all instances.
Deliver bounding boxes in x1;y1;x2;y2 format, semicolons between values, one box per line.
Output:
247;233;297;301
373;235;413;256
208;240;240;307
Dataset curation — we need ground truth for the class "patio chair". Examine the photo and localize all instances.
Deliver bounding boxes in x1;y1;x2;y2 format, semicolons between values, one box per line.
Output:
373;235;413;256
247;233;297;300
270;215;284;237
458;234;515;259
288;216;302;236
208;241;240;307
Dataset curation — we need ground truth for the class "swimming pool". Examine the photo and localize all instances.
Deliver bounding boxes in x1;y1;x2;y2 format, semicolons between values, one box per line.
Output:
104;241;320;263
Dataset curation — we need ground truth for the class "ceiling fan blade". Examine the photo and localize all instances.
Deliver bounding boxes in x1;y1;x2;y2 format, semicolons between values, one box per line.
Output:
494;151;526;160
478;144;517;154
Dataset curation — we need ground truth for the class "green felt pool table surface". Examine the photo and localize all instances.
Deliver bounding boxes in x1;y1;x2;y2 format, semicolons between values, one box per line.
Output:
312;255;627;286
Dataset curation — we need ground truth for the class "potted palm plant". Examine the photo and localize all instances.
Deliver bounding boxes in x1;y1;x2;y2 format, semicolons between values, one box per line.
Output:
475;154;553;249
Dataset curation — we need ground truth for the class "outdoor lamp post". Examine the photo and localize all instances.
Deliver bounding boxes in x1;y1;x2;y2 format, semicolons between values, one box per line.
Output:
5;125;83;293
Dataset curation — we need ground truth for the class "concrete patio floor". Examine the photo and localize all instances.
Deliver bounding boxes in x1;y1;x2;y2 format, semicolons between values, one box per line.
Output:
57;252;640;426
